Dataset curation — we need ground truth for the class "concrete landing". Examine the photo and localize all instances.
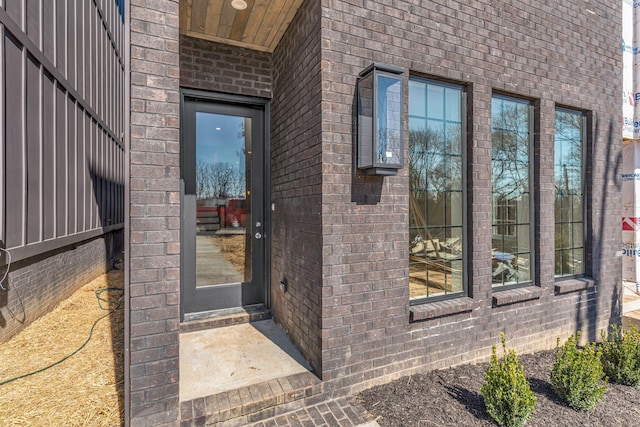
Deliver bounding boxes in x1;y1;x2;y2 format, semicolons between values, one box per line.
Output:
179;319;312;402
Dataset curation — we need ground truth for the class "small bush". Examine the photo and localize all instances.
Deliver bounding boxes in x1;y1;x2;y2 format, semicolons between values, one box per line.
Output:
550;333;607;412
600;324;640;387
481;334;536;427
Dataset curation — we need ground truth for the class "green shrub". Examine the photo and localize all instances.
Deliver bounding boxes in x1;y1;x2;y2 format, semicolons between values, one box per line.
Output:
480;334;536;427
550;333;607;412
600;324;640;387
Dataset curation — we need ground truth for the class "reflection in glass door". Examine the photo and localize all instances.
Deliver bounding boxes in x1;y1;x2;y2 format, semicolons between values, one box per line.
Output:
195;112;252;287
182;96;265;315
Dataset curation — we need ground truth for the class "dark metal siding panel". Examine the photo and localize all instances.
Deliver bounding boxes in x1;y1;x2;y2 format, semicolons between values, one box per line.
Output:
67;95;76;234
76;0;83;100
1;0;125;262
0;21;5;248
91;6;97;114
55;83;66;237
43;72;55;241
26;0;39;47
92;119;98;230
55;0;64;75
76;106;84;232
85;0;91;108
42;0;54;64
66;0;75;87
26;54;41;244
5;33;24;248
85;113;91;229
6;0;22;29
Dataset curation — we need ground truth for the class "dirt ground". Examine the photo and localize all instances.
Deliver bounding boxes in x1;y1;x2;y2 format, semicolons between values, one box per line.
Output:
0;271;124;427
358;349;640;427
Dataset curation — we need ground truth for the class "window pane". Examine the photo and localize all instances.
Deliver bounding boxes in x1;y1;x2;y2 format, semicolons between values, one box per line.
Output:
409;80;426;117
446;156;462;191
517;225;530;253
445;123;462;155
445;87;461;121
427;84;444;119
447;191;463;226
554;109;585;277
409;79;465;300
492;96;532;287
515;254;531;282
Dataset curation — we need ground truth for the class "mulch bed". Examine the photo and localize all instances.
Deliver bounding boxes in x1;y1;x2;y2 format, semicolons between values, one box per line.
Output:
358;350;640;426
0;271;124;426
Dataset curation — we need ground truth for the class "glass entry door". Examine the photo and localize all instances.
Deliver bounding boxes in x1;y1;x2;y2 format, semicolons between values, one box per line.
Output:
181;97;265;315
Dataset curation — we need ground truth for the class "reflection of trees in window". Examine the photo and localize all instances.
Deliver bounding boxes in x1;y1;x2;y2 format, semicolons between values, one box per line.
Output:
554;109;584;277
491;97;532;287
196;160;245;199
408;79;464;300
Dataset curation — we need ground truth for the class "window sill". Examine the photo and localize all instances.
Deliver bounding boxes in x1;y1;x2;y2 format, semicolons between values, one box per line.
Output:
492;286;542;307
554;277;595;295
410;297;474;322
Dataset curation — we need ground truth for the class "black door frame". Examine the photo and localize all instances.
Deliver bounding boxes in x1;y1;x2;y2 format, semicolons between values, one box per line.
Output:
179;89;271;320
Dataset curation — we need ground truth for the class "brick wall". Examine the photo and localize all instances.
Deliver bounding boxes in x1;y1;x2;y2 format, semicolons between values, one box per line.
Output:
318;0;622;392
180;35;272;98
271;0;324;374
0;233;118;342
129;0;181;425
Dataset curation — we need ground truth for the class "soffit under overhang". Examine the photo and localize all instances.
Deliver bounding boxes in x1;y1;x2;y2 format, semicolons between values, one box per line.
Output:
180;0;305;53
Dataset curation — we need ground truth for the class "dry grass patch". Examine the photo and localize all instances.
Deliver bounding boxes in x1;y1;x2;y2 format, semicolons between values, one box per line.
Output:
0;271;124;426
210;235;246;274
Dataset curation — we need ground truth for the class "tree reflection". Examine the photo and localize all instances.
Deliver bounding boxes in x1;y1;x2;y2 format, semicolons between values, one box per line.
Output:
491;98;532;286
195;159;245;200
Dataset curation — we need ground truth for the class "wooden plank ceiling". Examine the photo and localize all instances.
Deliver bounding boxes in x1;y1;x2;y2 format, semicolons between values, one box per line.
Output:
180;0;305;52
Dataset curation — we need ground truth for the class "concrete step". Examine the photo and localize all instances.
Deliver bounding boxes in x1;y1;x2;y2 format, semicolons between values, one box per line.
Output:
181;304;271;333
179;371;322;426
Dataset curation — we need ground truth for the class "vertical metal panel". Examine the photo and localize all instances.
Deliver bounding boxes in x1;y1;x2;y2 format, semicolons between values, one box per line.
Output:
92;5;97;113
0;23;5;248
85;112;92;229
55;83;66;237
67;95;76;234
76;106;84;232
75;0;83;99
99;129;105;226
55;0;64;75
98;12;104;121
26;0;39;47
43;71;55;240
26;54;41;244
92;119;98;229
1;0;125;260
6;0;22;29
42;0;54;64
66;0;75;86
85;0;91;107
5;34;25;248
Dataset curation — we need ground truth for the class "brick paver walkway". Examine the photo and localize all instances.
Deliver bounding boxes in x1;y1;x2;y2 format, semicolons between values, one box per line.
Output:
242;396;378;427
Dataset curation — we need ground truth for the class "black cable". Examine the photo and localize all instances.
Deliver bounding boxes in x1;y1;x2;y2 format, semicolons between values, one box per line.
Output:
0;287;124;387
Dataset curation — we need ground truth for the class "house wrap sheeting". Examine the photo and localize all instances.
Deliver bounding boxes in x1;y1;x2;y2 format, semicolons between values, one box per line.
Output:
622;0;640;290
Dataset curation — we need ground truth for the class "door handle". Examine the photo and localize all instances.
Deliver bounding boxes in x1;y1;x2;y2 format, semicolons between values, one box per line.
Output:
255;232;262;239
